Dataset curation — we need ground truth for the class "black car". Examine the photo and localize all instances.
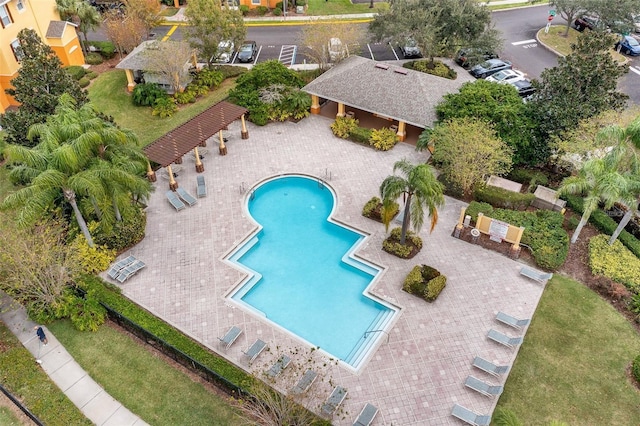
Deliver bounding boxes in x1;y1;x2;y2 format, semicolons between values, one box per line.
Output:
469;59;512;79
507;79;536;98
574;15;604;31
455;48;498;69
237;41;258;63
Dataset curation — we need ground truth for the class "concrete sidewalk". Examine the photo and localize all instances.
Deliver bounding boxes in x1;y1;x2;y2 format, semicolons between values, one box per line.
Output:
0;296;148;426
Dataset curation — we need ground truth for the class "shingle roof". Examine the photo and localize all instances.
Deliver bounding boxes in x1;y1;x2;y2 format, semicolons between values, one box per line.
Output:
144;101;248;167
302;56;472;128
116;40;193;72
45;21;76;39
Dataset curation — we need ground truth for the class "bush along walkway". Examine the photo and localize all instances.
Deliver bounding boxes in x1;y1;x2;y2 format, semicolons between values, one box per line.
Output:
0;294;148;426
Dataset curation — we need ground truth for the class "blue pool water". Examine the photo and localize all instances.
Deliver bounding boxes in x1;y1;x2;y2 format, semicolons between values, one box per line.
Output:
227;175;395;368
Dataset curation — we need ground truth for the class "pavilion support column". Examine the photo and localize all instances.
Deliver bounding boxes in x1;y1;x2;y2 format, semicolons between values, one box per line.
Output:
219;130;227;155
167;165;178;191
199;140;207;147
396;121;407;142
336;102;345;118
146;161;156;182
510;226;525;259
173;0;179;7
194;147;204;173
241;114;249;139
124;69;136;92
174;156;183;164
453;206;465;238
310;95;321;114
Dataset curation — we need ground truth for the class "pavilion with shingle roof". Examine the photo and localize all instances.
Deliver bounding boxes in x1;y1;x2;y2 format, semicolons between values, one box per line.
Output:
303;55;471;141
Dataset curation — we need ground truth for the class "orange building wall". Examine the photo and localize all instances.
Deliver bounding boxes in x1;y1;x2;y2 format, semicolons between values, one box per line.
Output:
239;0;280;9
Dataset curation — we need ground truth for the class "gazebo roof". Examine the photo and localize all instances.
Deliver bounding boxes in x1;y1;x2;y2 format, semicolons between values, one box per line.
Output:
144;101;248;167
116;40;193;72
303;56;470;128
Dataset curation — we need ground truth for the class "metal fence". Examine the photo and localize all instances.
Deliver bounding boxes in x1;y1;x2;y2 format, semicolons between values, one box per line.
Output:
0;383;45;426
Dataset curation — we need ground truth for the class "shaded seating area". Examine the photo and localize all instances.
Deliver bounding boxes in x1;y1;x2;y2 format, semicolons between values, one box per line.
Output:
166;190;186;211
487;329;523;348
218;326;242;350
107;255;136;279
472;356;510;377
451;404;491;426
266;355;291;378
291;369;317;394
321;385;347;417
116;259;146;283
352;402;378;426
464;376;503;398
496;312;531;330
242;339;267;364
176;187;197;206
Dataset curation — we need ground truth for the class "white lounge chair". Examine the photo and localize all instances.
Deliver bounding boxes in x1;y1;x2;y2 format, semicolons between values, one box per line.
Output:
472;356;510;377
242;339;267;364
116;259;146;283
176;187;197;206
166;190;186;211
196;175;206;198
321;385;347;417
496;311;531;330
218;326;242;350
487;329;523;348
107;255;136;279
464;375;503;397
291;369;317;394
266;355;291;378
352;402;378;426
451;404;491;426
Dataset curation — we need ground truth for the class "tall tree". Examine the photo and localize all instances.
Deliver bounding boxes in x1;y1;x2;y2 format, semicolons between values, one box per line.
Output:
299;21;365;70
0;29;86;147
124;0;163;40
55;0;101;55
551;0;587;36
369;0;501;64
379;159;444;245
526;30;628;158
143;41;194;93
103;9;147;59
184;0;246;67
425;117;513;196
583;0;637;33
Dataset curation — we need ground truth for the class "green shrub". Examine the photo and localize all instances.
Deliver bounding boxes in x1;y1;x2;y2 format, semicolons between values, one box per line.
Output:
175;90;197;104
275;1;283;9
85;71;98;80
474;184;535;210
296;0;306;5
78;77;90;88
465;201;494;223
403;265;424;294
94;208;147;251
349;127;373;144
85;52;103;65
65;65;87;80
362;196;399;222
239;4;250;15
424;275;446;302
256;5;268;15
589;235;640;293
383;238;412;258
362;197;381;217
68;293;107;332
369;127;399;151
567;215;580;230
383;227;422;258
132;83;167;107
421;265;441;281
214;64;247;79
508;168;549;187
194;67;224;88
70;234;116;275
152;97;178;118
632;355;640;384
330;116;359;139
90;41;116;59
404;60;457;79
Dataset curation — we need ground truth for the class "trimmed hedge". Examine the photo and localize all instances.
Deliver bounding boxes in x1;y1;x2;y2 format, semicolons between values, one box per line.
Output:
403;60;457;80
588;235;640;294
349;126;373;144
565;195;640;259
474;184;535;210
65;65;87;80
465;201;569;269
402;265;447;302
424;275;447;301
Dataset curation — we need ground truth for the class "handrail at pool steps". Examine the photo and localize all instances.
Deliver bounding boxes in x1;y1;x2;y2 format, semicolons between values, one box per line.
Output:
344;309;394;366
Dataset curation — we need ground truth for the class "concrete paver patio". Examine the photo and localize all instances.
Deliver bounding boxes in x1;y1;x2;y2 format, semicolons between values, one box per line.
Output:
111;114;545;425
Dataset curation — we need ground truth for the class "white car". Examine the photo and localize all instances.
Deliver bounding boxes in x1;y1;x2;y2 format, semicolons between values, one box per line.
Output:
328;38;348;62
485;69;526;84
214;40;234;63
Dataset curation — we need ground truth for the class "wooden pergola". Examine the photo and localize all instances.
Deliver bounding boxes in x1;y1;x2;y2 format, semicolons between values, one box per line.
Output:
144;101;249;190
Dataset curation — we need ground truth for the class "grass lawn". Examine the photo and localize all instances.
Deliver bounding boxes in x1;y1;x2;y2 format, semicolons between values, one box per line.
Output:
48;321;245;426
306;0;388;16
496;275;640;424
87;70;235;147
0;407;22;425
538;25;627;63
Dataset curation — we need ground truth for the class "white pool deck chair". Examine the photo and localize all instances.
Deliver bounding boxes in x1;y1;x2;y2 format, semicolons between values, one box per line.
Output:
196;175;207;198
243;339;267;364
451;404;491;426
291;369;317;394
352;402;378;426
321;385;347;417
487;329;523;348
472;356;510;377
176;187;198;206
464;375;504;397
218;326;242;350
266;355;291;378
116;259;146;283
166;190;186;211
496;311;531;330
107;255;136;279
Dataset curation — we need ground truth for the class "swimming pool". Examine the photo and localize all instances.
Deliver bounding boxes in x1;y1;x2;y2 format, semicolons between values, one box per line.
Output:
226;175;397;370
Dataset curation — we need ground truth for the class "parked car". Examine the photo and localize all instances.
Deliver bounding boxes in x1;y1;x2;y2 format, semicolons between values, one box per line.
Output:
634;15;640;33
616;35;640;56
328;38;348;62
506;79;536;98
454;48;498;69
469;59;512;79
215;40;234;63
574;15;600;31
485;69;526;84
237;41;258;63
398;38;422;58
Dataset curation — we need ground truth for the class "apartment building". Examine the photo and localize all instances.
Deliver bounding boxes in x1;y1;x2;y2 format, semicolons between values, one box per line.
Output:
0;0;85;113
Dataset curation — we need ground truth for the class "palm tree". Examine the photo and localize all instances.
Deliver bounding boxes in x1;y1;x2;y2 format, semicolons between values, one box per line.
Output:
55;0;101;55
379;159;444;245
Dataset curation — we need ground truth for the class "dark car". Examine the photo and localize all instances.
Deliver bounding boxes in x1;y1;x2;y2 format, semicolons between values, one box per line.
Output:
469;59;512;79
398;38;422;58
506;79;536;98
454;48;498;69
615;35;640;56
574;15;601;31
237;41;258;63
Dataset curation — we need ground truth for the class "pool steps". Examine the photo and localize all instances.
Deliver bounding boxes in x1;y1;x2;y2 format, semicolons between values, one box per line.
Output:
344;308;395;367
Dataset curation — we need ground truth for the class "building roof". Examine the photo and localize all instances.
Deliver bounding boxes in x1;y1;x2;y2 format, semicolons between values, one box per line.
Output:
303;56;472;128
144;101;248;167
45;21;77;39
116;40;193;72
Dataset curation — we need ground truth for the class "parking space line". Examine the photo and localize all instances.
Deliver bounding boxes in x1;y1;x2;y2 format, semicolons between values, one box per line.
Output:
511;39;537;46
630;66;640;76
279;45;297;66
388;42;399;61
253;46;262;64
367;44;375;60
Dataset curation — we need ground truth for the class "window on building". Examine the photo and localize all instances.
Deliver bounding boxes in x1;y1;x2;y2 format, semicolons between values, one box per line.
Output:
0;5;12;27
251;0;260;5
11;39;23;61
16;0;25;12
